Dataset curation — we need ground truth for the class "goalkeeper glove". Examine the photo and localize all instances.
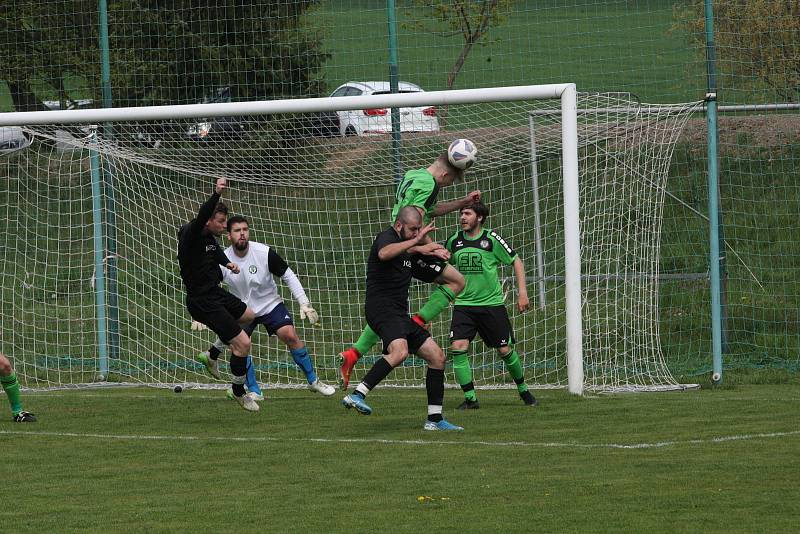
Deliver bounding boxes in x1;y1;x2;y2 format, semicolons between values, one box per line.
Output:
190;320;207;331
299;303;319;325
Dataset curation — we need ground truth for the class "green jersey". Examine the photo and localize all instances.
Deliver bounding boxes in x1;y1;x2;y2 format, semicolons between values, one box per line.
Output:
391;168;441;224
445;228;518;306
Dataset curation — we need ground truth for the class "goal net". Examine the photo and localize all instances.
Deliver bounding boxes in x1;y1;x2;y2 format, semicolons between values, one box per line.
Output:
0;86;700;393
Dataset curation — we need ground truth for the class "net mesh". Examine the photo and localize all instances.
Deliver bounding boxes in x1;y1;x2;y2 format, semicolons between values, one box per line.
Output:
0;91;700;391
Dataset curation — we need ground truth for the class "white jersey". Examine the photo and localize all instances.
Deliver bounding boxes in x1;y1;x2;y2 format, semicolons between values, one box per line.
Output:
221;242;302;317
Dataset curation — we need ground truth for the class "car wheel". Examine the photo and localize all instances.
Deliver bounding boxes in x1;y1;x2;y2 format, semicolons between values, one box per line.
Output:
345;125;358;137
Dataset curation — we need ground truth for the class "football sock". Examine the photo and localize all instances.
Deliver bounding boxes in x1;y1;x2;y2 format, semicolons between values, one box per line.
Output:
425;367;445;422
355;357;394;397
1;373;23;415
245;355;262;394
502;349;529;393
208;345;222;360
417;286;456;323
450;349;477;401
229;354;247;396
352;325;380;356
290;346;317;384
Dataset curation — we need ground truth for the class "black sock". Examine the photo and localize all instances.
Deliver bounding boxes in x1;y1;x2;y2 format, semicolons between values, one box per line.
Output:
359;357;394;391
209;346;222;360
426;367;444;421
229;354;247;396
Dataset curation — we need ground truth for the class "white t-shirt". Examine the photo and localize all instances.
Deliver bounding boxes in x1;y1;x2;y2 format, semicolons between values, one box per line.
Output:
221;242;293;317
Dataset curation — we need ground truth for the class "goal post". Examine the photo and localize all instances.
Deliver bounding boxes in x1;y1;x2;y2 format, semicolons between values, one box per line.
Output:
0;84;696;394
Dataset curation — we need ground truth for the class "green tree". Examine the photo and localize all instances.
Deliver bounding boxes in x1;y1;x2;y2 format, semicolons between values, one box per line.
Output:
674;0;799;100
406;0;517;91
0;1;329;111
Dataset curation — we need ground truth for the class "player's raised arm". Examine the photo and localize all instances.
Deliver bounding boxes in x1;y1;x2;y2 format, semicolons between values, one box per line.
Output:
190;177;227;234
431;190;481;217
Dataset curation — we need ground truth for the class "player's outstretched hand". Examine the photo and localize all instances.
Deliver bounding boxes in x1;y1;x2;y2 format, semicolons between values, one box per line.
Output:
517;293;530;313
300;303;319;325
226;262;240;274
417;222;436;243
215;177;227;195
463;190;481;206
190;320;208;331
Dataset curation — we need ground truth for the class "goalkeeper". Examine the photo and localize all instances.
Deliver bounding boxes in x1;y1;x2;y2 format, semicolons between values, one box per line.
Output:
338;151;480;388
445;201;537;409
197;215;335;398
0;352;36;422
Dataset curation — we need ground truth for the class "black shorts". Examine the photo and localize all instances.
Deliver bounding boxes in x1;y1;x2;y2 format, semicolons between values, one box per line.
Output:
366;305;431;355
411;256;446;284
186;286;247;344
450;305;514;348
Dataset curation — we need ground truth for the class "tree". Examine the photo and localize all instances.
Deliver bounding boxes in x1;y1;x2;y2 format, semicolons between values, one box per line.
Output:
674;0;799;100
0;1;330;111
406;0;517;91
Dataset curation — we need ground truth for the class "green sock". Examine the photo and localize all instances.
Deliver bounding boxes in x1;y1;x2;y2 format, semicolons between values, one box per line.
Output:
353;324;381;356
450;349;476;401
417;286;456;322
502;350;528;393
1;373;23;415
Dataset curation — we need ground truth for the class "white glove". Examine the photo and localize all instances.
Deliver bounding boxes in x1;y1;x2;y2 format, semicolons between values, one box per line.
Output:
190;320;208;331
299;303;319;325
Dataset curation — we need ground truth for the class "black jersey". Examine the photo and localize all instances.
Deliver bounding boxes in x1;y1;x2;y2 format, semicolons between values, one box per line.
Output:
365;226;414;315
177;190;231;296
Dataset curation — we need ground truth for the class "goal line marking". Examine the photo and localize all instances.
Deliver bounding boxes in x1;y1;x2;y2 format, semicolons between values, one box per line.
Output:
2;429;798;450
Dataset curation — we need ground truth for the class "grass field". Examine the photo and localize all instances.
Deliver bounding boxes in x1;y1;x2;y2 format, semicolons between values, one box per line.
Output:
3;384;800;531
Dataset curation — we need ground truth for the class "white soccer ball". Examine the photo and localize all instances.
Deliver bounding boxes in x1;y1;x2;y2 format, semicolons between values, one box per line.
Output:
447;138;478;170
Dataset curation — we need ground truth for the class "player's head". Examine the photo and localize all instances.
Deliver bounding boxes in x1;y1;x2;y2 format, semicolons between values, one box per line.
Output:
429;152;464;186
227;215;250;252
394;205;423;240
460;200;489;233
206;202;229;236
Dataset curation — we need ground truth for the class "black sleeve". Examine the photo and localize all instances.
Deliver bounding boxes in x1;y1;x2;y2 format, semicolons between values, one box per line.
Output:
215;243;231;266
267;248;289;277
374;231;398;259
188;190;221;235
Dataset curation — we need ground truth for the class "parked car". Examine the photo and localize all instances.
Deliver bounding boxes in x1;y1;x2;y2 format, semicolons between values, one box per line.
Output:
0;126;32;154
328;81;439;136
186;87;245;141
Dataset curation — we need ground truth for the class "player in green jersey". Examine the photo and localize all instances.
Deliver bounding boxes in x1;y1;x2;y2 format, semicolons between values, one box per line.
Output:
0;352;36;422
338;151;480;388
445;200;537;409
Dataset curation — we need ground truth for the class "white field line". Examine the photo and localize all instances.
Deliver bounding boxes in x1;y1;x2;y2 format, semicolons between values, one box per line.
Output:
1;429;798;450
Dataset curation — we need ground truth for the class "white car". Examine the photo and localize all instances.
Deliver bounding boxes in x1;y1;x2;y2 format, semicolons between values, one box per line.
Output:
329;81;439;136
0;126;32;154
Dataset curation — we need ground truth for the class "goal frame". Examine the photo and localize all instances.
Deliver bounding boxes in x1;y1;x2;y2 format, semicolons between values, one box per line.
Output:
0;84;585;394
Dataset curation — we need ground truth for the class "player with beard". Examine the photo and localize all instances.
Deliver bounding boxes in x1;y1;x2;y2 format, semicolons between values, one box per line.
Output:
197;215;335;399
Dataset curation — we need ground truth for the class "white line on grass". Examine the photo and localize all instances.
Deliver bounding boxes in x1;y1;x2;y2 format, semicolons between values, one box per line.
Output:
2;429;799;449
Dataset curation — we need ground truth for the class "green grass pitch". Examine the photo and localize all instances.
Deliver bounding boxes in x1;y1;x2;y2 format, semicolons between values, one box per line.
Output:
3;384;799;531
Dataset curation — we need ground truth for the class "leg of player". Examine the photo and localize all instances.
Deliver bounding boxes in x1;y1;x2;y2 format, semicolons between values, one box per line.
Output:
276;325;334;396
337;324;381;389
198;337;226;380
229;309;259;412
497;345;538;407
341;338;409;416
0;353;36;422
449;339;479;410
416;339;463;431
412;265;465;328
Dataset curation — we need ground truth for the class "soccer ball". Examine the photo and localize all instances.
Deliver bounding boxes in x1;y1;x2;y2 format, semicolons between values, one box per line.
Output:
447;138;478;170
